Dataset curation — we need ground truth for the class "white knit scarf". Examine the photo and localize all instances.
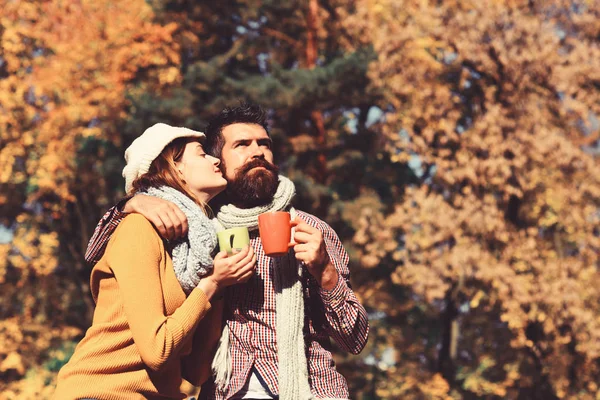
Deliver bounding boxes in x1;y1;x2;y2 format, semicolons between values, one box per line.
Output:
144;186;217;294
212;175;314;400
215;175;296;231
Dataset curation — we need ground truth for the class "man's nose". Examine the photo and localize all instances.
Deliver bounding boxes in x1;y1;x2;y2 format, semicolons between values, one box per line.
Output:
249;141;265;158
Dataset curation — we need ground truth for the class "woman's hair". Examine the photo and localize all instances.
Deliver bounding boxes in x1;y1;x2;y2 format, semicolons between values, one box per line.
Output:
130;137;210;215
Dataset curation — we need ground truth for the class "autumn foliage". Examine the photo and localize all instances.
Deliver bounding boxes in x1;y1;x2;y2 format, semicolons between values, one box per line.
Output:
0;0;180;397
1;0;599;399
346;0;600;398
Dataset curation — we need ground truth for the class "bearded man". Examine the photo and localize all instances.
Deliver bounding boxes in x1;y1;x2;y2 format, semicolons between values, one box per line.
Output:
85;103;369;400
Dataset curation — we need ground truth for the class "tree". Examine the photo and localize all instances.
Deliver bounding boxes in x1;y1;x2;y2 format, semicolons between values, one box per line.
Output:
0;0;180;396
346;0;600;398
1;0;391;397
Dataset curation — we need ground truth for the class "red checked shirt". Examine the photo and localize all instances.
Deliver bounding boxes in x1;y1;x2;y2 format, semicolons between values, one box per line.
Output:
85;207;369;399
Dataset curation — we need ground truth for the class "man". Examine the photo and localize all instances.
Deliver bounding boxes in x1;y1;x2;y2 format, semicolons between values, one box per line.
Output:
85;103;369;399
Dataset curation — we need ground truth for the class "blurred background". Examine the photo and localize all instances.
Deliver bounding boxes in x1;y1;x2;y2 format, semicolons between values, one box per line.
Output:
1;0;599;398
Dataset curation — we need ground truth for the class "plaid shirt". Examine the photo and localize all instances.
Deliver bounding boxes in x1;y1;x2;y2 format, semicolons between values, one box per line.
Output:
85;206;369;399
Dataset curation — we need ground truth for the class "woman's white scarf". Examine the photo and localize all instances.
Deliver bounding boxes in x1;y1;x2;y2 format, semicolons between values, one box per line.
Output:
212;175;314;400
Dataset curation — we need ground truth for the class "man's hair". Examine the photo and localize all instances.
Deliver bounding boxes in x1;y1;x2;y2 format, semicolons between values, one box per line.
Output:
204;102;269;159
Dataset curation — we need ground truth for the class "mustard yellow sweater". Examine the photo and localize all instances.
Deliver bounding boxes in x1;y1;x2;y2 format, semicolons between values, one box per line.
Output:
53;214;222;400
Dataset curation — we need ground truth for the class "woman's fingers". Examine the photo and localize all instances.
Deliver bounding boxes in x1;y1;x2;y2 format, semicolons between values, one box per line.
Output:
237;270;254;283
235;260;256;281
228;245;250;262
238;246;255;266
211;245;256;288
233;253;256;279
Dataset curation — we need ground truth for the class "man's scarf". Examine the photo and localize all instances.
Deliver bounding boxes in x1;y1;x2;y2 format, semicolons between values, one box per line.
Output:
212;175;314;399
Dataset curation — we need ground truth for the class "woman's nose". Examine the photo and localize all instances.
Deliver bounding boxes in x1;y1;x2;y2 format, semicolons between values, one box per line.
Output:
209;155;221;166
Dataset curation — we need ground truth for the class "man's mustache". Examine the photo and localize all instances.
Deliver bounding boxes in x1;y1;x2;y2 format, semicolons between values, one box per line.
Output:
235;158;279;176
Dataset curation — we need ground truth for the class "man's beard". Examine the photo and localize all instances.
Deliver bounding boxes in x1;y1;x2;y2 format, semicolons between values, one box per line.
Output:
223;158;280;208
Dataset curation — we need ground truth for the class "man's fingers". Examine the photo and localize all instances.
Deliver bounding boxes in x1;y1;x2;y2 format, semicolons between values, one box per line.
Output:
149;214;169;238
166;208;185;239
160;211;178;241
156;212;178;240
293;231;316;244
293;243;313;254
294;247;317;265
214;251;228;260
168;208;183;239
292;221;318;234
180;216;189;237
291;216;306;226
294;253;310;265
171;206;188;237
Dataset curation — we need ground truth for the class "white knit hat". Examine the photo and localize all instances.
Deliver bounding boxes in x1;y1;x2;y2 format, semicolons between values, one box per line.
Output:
122;123;205;193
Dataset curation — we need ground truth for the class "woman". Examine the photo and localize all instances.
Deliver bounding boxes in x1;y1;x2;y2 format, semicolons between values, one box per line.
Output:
53;123;255;399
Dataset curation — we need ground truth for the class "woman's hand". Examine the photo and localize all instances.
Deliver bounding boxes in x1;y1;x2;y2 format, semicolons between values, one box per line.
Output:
197;246;256;299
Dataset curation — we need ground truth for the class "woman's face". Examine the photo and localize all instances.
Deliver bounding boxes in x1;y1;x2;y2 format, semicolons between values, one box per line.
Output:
176;141;227;202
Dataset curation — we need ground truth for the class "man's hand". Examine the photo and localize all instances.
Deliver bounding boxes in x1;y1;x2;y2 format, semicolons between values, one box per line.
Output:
123;194;188;241
292;217;339;290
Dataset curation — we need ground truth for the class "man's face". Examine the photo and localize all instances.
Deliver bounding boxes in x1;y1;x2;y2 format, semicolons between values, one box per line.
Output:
220;123;274;180
219;123;279;207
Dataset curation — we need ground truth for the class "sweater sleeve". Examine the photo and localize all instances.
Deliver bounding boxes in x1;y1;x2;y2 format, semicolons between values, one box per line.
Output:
106;214;213;372
181;298;224;386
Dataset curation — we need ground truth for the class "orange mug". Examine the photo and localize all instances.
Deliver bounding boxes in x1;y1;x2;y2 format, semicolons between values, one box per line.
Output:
257;211;296;257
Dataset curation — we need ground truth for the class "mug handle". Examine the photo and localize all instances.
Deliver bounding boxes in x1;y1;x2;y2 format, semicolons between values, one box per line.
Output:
222;232;233;254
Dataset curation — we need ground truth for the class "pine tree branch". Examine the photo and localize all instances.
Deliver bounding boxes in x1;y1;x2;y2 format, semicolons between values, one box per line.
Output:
259;27;301;49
